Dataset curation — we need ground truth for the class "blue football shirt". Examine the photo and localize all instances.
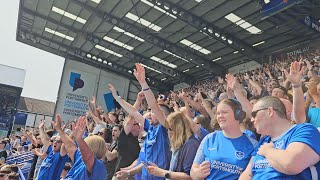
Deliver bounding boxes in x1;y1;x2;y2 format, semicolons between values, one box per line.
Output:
141;119;171;180
65;149;107;180
251;123;320;179
37;145;69;180
194;131;257;180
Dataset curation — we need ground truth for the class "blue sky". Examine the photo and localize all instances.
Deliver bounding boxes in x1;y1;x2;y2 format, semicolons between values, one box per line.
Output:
0;1;64;102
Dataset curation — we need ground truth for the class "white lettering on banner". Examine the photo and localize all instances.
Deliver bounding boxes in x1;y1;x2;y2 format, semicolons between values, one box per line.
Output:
210;160;243;174
253;159;272;169
286;47;310;57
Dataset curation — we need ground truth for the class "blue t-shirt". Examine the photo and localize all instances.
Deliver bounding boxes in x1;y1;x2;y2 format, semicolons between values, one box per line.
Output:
65;149;107;180
251;123;320;179
308;108;320;128
37;145;69;180
195;127;210;142
135;141;145;180
141;119;171;180
194;131;257;180
243;130;257;140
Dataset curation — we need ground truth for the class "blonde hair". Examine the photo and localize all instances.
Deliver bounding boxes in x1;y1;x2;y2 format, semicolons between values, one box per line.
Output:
165;112;193;151
84;135;106;159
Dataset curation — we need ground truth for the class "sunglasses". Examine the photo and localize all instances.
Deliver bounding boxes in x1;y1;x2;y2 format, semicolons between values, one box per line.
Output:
50;140;62;143
98;132;104;135
251;107;282;118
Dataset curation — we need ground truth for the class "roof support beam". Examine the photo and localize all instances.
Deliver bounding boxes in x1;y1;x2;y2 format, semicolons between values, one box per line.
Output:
148;0;263;64
72;0;226;76
17;29;173;91
22;8;194;84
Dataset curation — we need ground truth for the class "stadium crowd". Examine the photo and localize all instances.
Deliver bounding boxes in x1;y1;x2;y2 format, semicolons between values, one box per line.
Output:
0;47;320;180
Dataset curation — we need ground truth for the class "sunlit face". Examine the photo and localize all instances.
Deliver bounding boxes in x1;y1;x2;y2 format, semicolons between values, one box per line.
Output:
131;122;141;137
36;135;42;145
108;113;117;122
251;102;271;135
52;136;62;152
216;103;238;130
167;124;174;139
112;127;121;141
272;88;285;98
267;81;279;92
193;117;201;128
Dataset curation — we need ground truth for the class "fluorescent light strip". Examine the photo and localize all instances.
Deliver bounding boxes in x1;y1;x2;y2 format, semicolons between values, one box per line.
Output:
52;6;86;24
164;50;189;62
183;69;189;72
150;56;177;68
103;36;134;51
91;0;101;4
140;0;177;19
252;41;265;47
195;0;203;2
234;51;239;54
125;12;162;32
225;13;262;34
161;78;166;81
44;27;74;41
113;26;145;42
180;39;211;55
95;45;123;58
141;64;162;74
212;57;221;62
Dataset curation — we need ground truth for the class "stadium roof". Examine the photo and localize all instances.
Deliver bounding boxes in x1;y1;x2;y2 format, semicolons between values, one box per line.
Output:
16;0;320;90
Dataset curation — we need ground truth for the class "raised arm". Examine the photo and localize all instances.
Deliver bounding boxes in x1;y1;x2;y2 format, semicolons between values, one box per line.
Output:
133;63;166;126
179;92;200;137
21;128;37;147
108;84;145;128
133;92;145;110
73;116;95;173
245;74;263;96
284;62;306;123
226;74;253;118
51;114;77;160
38;120;50;149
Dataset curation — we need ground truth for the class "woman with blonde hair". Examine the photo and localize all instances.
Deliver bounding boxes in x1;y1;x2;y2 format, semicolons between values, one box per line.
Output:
51;115;107;179
146;111;200;179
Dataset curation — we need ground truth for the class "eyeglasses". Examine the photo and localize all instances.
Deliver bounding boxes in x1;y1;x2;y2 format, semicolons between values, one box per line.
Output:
50;140;62;143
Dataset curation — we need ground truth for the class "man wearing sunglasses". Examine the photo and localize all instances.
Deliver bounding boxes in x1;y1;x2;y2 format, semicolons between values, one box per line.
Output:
240;96;320;179
36;120;69;180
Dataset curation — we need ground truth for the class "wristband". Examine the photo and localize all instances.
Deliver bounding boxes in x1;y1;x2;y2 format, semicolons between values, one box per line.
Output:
292;84;301;88
115;96;122;101
143;87;150;91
